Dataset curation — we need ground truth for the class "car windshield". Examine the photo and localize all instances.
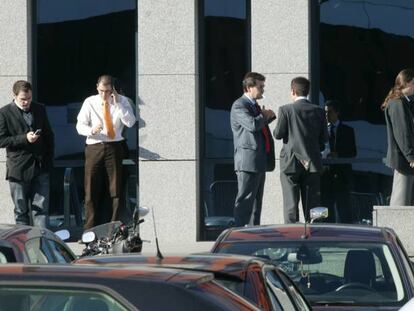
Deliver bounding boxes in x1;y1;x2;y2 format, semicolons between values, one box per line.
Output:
216;241;406;306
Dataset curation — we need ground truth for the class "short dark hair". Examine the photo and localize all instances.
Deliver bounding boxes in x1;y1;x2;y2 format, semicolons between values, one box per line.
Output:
112;77;125;95
325;99;341;113
12;80;32;95
97;75;114;88
291;77;310;97
242;72;265;92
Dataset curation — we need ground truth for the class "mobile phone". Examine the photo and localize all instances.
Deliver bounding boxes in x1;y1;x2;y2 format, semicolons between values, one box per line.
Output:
34;129;42;135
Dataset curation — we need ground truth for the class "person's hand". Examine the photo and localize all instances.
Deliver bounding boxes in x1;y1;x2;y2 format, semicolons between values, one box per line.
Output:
410;160;414;168
111;89;119;105
26;131;39;143
91;124;103;135
261;106;276;121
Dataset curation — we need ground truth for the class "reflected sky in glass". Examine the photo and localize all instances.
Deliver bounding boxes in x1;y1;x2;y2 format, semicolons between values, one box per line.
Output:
37;0;135;24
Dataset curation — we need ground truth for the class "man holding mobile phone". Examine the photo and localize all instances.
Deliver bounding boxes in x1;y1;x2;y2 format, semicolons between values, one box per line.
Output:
0;80;54;228
76;75;136;229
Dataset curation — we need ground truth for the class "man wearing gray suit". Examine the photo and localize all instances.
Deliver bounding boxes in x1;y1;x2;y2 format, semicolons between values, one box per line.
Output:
231;72;276;227
274;77;328;223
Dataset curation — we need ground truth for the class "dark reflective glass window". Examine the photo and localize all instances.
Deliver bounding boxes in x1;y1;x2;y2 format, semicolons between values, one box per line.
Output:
34;0;137;220
35;0;137;161
318;1;414;221
199;0;250;240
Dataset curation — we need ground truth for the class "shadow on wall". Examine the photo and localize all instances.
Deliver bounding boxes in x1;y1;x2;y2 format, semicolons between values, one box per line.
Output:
136;97;162;160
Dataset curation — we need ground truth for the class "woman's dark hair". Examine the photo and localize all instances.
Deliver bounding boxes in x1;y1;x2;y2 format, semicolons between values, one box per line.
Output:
381;68;414;110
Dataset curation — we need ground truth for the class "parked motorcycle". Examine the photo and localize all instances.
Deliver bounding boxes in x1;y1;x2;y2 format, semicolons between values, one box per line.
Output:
80;206;149;257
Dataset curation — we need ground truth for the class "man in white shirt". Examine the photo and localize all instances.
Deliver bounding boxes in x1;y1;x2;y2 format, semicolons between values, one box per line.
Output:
76;75;136;229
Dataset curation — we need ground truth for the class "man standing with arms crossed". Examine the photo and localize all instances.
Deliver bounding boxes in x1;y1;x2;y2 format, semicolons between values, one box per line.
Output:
274;77;327;223
231;72;276;227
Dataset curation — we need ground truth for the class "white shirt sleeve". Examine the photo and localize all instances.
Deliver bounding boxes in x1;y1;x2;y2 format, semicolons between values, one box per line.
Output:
76;99;93;136
117;96;136;128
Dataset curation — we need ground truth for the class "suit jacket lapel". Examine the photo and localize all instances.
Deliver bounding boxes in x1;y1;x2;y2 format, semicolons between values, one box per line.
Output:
31;104;41;130
244;101;257;116
10;102;29;130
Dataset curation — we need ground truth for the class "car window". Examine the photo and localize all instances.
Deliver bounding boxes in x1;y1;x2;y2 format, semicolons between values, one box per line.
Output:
265;269;294;311
25;238;55;264
276;269;311;311
0;246;17;263
0;287;129;311
396;237;414;288
217;241;406;306
244;266;270;309
45;239;75;263
215;278;244;295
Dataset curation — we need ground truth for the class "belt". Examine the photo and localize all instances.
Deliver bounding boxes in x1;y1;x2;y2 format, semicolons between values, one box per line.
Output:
86;140;123;146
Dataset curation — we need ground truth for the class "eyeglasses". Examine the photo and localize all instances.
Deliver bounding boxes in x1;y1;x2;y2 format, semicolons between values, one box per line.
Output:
98;89;112;93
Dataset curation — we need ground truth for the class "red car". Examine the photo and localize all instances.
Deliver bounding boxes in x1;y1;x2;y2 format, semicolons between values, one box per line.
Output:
0;224;75;263
211;223;414;310
75;253;311;310
0;263;260;310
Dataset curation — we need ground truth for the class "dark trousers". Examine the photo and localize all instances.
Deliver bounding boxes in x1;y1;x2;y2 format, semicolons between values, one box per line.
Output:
234;171;265;227
320;165;353;223
84;142;123;230
9;172;49;228
281;167;320;223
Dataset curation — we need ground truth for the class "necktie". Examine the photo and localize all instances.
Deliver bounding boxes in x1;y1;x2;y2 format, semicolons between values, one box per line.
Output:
329;124;336;151
103;100;115;139
22;111;33;129
255;103;271;153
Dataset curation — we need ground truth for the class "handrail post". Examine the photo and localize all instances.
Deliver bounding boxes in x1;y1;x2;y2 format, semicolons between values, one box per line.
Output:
63;167;72;227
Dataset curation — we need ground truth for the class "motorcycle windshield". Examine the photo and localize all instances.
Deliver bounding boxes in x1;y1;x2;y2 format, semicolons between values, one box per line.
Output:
84;221;122;240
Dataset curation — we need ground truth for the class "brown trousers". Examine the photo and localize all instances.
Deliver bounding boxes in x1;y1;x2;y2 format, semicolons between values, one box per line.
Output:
83;141;123;229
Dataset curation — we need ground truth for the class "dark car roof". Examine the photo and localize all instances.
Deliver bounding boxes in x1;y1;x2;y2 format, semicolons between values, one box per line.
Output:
0;263;215;284
75;253;270;280
216;223;396;244
0;264;259;311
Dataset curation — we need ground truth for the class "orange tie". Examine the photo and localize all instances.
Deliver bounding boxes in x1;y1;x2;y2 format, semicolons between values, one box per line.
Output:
103;100;115;139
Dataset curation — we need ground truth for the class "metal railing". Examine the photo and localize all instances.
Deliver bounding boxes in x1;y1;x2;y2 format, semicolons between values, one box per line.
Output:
63;167;83;227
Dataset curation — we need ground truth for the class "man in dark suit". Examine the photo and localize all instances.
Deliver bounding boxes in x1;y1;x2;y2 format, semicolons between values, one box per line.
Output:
321;99;357;223
230;72;276;226
274;77;328;223
0;80;54;227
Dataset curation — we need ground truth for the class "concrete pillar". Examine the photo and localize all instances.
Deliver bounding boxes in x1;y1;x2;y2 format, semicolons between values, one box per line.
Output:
0;0;32;223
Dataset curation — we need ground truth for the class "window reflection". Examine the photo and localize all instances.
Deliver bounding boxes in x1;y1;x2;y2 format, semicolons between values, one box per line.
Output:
319;0;414;219
35;1;137;220
35;0;136;160
200;0;249;240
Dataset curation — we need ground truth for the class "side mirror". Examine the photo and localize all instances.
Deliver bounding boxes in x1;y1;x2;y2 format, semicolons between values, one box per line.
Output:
55;229;70;241
310;207;328;223
81;231;96;244
139;206;150;217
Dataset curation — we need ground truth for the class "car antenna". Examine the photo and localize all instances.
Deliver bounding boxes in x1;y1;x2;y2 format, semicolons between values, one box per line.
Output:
151;208;164;260
301;185;309;240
